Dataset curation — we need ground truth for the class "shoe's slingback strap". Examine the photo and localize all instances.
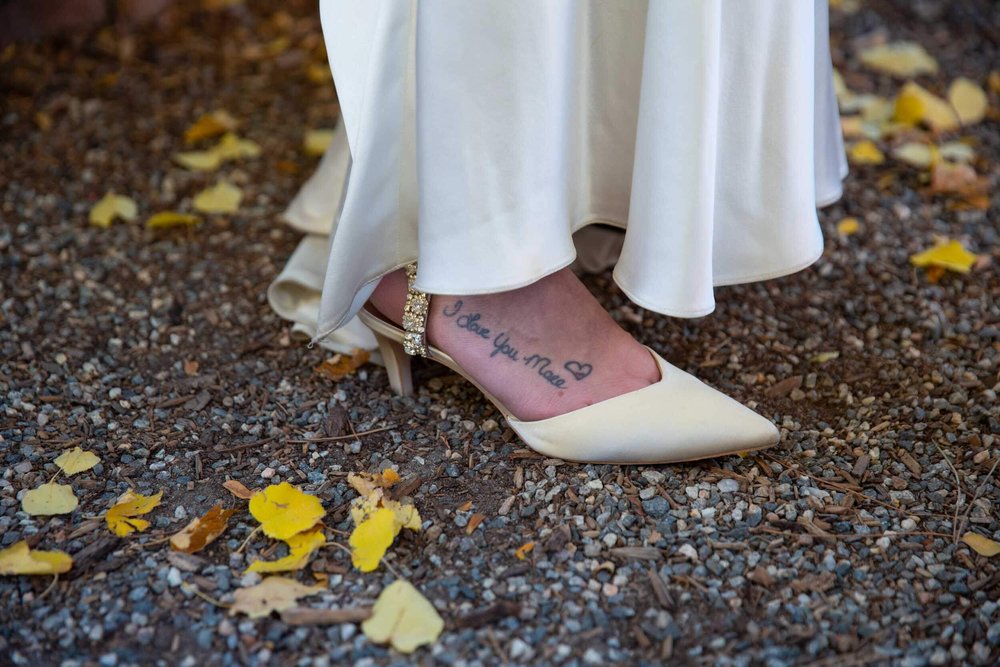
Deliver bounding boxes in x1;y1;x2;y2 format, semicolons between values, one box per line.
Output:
401;263;430;357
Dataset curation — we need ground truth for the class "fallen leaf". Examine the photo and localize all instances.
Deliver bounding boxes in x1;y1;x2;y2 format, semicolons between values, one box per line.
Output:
213;132;261;161
223;479;256;500
146;212;201;229
947;77;988;126
246;526;326;574
859;41;938;78
304;129;335;157
0;541;73;575
174;132;260;171
54;447;100;476
173;150;222;171
350;488;421;532
466;513;485;535
909;238;977;274
962;533;1000;557
350;507;397;572
183;359;200;376
937;141;975;164
184;110;239;144
892;142;938;169
22;482;78;516
106;490;163;537
927;162;990;208
89;193;138;228
515;542;535;560
810;351;840;364
229;576;324;619
361;580;444;653
347;469;401;497
248;482;326;540
305;63;331;84
314;348;370;382
193;181;242;214
170;505;237;554
893;82;959;132
836;217;860;236
847;140;884;165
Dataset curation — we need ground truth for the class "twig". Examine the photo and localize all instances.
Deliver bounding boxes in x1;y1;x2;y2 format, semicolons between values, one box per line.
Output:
955;454;1000;541
286;426;394;445
182;582;230;609
931;440;965;543
236;525;262;554
37;574;59;601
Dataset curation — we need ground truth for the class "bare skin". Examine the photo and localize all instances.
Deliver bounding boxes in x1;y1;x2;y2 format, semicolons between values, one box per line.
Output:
369;267;660;421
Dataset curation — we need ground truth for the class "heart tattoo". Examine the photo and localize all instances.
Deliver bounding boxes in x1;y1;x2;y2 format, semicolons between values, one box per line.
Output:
563;360;593;381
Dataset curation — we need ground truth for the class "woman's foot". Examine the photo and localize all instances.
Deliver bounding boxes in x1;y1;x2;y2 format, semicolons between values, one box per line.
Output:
369;268;660;421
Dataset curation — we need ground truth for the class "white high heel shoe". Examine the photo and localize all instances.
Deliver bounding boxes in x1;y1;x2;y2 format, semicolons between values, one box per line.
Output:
357;264;780;465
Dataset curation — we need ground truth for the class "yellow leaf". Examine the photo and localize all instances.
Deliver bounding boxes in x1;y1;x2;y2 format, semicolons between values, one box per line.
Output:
21;482;78;516
303;129;335;157
305;63;331;84
193;181;242;214
350;507;397;572
361;580;444;653
347;469;401;497
89;193;138;228
246;526;325;574
962;532;1000;557
810;351;840;364
0;541;72;576
315;348;370;382
909;238;977;274
229;576;324;619
836;217;860;236
248;482;325;540
54;446;100;476
184;110;239;144
515;542;535;560
847;140;884;165
350;488;422;533
173;150;222;171
213;132;261;161
893;82;959;132
170;505;237;554
859;41;938;78
146;212;201;229
892;142;938;169
947;77;988;126
173;132;260;171
106;490;163;537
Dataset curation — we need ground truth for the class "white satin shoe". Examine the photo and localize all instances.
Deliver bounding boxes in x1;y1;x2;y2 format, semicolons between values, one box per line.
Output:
358;264;780;465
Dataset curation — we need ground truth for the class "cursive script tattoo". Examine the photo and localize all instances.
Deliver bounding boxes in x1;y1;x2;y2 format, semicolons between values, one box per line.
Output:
441;300;590;390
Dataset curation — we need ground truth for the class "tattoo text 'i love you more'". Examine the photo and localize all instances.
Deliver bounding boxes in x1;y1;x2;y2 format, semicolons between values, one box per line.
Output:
441;300;593;389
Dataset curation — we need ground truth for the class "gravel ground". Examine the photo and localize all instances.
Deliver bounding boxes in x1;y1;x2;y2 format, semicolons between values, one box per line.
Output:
1;1;998;665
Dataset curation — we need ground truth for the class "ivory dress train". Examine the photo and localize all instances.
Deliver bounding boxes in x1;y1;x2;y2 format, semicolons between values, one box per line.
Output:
268;0;847;350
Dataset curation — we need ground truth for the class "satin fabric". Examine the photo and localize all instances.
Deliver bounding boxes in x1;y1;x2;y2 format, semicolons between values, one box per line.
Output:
306;0;847;346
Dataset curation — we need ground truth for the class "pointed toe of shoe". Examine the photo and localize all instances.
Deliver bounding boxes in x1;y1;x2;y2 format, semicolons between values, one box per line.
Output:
508;351;781;465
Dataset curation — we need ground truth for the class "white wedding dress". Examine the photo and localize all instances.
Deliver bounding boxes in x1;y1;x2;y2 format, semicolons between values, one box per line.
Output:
267;0;847;354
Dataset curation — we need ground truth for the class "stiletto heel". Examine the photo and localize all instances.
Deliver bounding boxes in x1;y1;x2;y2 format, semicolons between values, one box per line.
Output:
357;262;780;465
371;331;414;398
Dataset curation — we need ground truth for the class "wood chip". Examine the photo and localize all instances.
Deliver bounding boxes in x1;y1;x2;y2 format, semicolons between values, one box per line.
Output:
280;606;371;625
646;567;673;608
852;453;871;478
898;450;922;476
452;601;521;629
610;546;662;560
765;375;803;398
167;551;208;573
